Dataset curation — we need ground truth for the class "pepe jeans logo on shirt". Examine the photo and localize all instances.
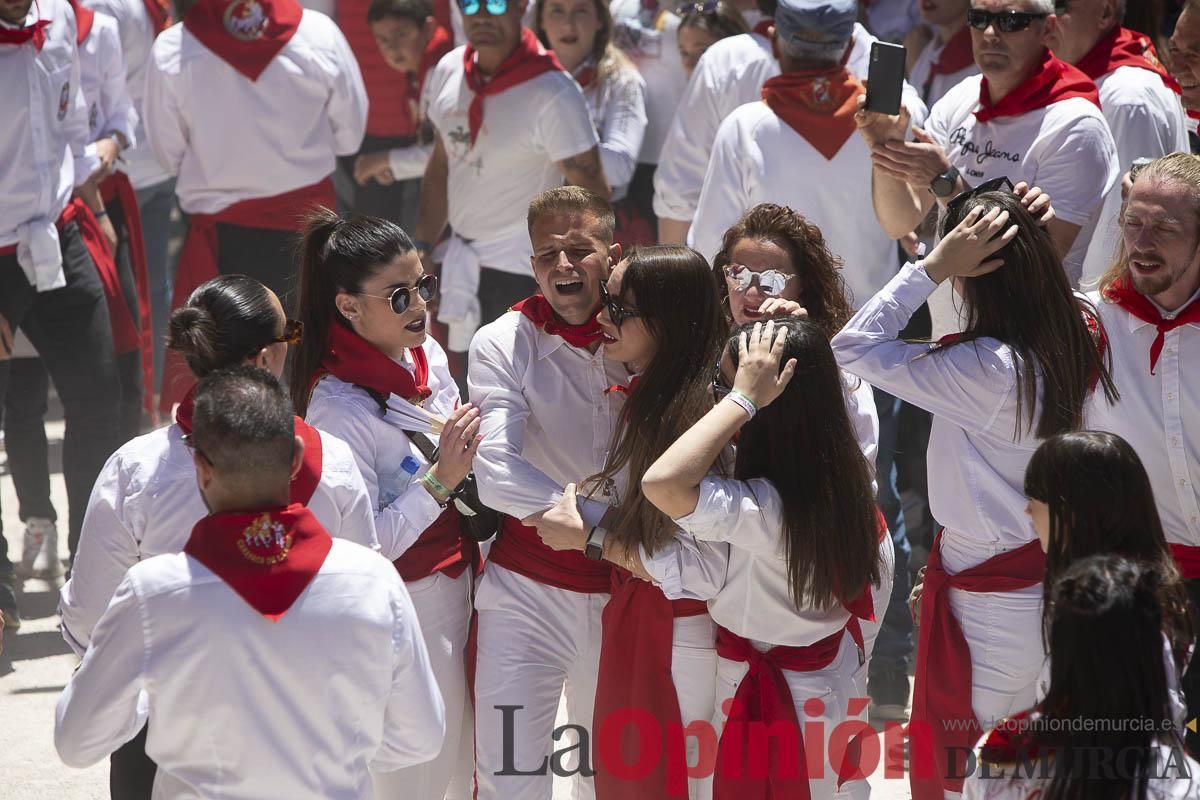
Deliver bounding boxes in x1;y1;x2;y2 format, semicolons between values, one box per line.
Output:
949;126;1022;174
237;513;293;565
57;82;70;121
223;0;269;41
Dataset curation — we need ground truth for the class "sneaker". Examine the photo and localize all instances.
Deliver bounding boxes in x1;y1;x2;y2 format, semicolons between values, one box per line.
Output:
1;607;20;633
14;519;48;580
869;666;911;722
29;518;63;579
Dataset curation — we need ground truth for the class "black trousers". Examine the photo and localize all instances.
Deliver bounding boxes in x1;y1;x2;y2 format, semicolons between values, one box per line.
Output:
110;724;155;799
0;222;121;568
337;134;422;233
211;223;300;314
1183;580;1200;755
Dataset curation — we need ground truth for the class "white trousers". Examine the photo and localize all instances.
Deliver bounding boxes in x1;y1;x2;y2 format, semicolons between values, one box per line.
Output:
473;565;608;800
372;569;475;800
668;613;719;800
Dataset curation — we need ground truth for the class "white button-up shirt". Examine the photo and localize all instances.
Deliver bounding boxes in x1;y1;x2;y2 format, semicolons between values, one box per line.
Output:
468;309;630;526
55;539;447;798
60;425;379;655
832;263;1043;571
0;0;91;249
142;9;367;214
1086;289;1200;546
77;9;137;179
306;339;459;562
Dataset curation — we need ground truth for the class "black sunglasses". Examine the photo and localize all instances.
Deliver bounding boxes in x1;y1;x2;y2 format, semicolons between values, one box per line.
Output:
598;280;641;329
966;9;1048;33
945;176;1015;223
358;274;439;315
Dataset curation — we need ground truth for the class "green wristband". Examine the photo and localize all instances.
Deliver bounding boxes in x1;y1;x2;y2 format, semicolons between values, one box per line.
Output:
422;470;452;501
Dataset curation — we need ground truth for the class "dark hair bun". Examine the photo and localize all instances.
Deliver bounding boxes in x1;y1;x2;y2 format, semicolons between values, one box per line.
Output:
167;305;221;377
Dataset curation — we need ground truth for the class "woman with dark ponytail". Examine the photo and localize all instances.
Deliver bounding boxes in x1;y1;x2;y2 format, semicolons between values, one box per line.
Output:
59;273;378;796
291;208;478;800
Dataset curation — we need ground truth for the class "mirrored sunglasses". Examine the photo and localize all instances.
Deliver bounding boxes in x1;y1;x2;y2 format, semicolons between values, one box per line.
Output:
358;274;439;315
723;264;794;296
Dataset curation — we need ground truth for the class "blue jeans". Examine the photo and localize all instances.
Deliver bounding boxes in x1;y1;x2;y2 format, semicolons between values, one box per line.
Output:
136;178;177;395
872;387;914;673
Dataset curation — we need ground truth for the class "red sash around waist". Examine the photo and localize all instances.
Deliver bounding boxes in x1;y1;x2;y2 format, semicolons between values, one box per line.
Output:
1170;544;1200;581
160;178;336;413
909;534;1045;799
487;516;612;593
0;199;141;360
713;617;864;800
101;172;155;417
594;567;709;799
393;502;475;582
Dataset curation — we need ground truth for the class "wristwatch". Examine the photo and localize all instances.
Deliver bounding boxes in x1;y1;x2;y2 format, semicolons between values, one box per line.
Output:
930;165;960;198
583;525;609;561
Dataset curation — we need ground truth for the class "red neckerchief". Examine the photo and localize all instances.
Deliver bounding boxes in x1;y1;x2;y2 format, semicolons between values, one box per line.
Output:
183;504;332;620
761;66;864;160
1075;26;1180;95
751;16;772;38
1170;544;1200;580
975;49;1100;123
604;375;639;395
68;0;93;43
462;27;563;146
572;59;596;89
511;294;604;349
183;0;303;82
1103;275;1200;374
319;321;432;403
142;0;173;33
930;24;973;77
0;2;50;50
176;387;325;504
416;24;452;93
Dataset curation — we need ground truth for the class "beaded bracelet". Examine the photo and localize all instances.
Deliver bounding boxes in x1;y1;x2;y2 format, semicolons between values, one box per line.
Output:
724;390;757;419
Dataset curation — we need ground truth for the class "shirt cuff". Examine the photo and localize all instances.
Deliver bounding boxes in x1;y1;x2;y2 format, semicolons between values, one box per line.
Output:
638;541;677;591
892;261;940;312
578;496;609;530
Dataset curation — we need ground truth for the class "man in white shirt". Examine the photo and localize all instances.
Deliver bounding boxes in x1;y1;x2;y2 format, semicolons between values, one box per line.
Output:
80;0;177;397
652;0;927;245
0;0;123;628
1051;0;1188;284
1085;153;1200;753
1170;0;1200;153
908;0;978;107
143;0;367;409
414;0;606;359
55;366;445;797
858;0;1117;292
468;186;626;800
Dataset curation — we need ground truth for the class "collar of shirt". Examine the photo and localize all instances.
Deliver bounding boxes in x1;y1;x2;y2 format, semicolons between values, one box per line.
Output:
1128;284;1200;329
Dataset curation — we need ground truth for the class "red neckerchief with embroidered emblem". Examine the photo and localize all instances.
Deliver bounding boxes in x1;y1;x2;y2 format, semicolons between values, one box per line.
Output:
975;49;1099;123
416;24;452;95
176;387;324;504
143;0;173;33
761;64;864;160
67;0;93;43
184;504;332;620
512;294;605;349
463;27;563;146
0;1;50;50
317;321;432;403
1103;275;1200;374
183;0;303;81
1075;26;1180;94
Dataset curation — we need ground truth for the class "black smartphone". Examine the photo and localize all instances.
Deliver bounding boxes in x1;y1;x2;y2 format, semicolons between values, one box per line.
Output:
864;41;906;116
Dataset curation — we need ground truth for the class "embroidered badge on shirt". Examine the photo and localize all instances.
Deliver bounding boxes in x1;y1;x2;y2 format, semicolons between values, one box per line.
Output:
237;512;293;565
223;0;269;41
57;82;70;121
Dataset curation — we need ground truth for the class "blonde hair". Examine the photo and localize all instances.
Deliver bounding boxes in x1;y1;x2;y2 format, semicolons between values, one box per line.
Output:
1099;152;1200;297
526;186;616;240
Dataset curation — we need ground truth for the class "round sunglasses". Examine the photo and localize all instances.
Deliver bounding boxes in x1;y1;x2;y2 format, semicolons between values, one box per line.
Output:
722;264;796;297
358;274;439;315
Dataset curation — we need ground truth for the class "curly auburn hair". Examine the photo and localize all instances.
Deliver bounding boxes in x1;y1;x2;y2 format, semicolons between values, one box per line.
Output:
712;203;853;341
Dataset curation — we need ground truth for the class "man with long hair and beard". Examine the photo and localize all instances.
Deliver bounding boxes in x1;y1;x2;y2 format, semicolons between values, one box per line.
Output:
1086;152;1200;754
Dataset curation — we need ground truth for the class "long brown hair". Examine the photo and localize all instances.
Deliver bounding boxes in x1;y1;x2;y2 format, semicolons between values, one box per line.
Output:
730;319;882;609
533;0;634;87
288;208;416;417
586;246;727;554
1025;431;1195;670
937;190;1118;438
712;203;853;341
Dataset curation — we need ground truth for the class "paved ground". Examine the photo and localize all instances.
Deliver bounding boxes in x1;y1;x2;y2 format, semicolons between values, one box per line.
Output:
0;414;912;799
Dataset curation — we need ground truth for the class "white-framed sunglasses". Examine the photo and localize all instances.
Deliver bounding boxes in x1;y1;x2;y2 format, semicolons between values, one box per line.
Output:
722;264;796;297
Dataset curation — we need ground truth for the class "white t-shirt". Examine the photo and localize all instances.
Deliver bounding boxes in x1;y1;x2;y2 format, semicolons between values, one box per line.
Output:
424;46;598;274
924;73;1119;285
609;0;684;163
582;61;647;201
1080;65;1189;285
690;100;898;309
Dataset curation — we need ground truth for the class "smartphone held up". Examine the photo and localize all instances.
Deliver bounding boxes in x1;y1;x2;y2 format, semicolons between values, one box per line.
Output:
864;41;906;116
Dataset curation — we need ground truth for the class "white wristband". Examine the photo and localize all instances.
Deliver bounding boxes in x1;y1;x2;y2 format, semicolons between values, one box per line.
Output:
724;390;757;419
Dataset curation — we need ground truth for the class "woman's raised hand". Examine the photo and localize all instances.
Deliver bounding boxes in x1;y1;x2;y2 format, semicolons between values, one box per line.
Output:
730;320;797;410
922;205;1018;285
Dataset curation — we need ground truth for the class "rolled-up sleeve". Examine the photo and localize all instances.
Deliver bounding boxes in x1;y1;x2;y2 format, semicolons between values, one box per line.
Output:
639;534;729;600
